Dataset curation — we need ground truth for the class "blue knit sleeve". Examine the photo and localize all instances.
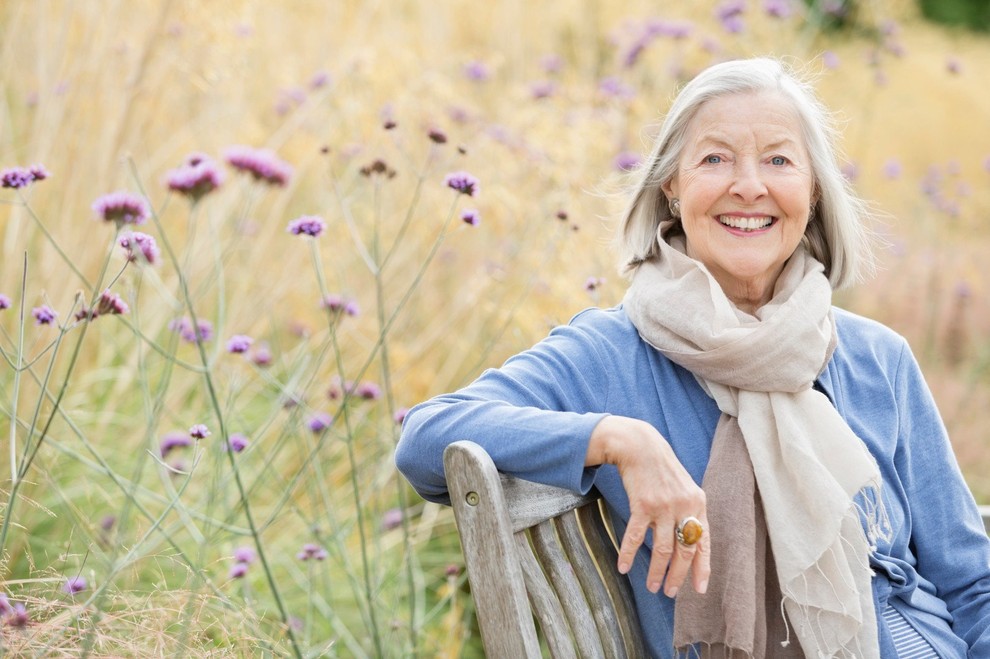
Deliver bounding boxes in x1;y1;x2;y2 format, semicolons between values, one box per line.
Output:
394;310;615;504
894;340;990;652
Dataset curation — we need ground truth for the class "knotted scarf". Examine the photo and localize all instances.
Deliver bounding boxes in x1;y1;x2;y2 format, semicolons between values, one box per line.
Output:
622;230;888;658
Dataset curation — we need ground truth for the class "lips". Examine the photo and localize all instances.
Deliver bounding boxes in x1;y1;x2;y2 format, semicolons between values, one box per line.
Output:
717;215;774;231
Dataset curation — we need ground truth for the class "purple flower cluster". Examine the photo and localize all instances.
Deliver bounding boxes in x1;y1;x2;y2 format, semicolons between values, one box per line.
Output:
224;146;293;186
166;153;224;202
599;76;636;101
307;412;333;433
0;294;10;310
614;151;642;172
381;507;404;531
227;433;249;452
1;163;49;189
393;407;409;425
321;294;360;317
460;208;480;226
444;171;479;197
716;0;746;33
189;424;210;439
75;290;129;322
584;276;606;292
1;593;29;628
160;432;193;458
62;576;87;595
93;191;150;225
287;215;326;237
32;305;57;326
229;545;257;579
619;18;693;69
226;334;253;354
119;232;160;265
169;317;213;343
463;60;491;82
763;0;794;19
297;542;329;561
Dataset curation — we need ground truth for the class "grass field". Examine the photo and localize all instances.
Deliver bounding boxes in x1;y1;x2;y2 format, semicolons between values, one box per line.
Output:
2;0;989;655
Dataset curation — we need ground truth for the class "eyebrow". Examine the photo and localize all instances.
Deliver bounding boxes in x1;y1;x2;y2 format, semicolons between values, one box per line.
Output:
693;134;801;151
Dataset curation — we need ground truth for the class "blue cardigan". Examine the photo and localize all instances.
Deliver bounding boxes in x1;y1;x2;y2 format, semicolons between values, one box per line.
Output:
395;306;990;657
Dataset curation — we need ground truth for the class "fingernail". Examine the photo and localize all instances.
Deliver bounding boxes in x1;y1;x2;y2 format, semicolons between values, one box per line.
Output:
648;581;660;593
667;586;678;598
698;579;708;594
618;562;629;574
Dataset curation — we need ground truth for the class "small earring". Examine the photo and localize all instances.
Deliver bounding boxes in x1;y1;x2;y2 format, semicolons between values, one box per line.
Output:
669;198;681;218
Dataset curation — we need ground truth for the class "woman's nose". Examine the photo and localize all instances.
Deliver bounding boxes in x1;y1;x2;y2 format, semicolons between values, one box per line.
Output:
729;160;768;201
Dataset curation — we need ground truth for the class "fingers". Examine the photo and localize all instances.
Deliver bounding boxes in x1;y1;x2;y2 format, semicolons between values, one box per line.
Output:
619;513;711;597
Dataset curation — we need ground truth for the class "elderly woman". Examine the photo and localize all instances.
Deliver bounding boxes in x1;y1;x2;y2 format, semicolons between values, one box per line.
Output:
395;58;990;658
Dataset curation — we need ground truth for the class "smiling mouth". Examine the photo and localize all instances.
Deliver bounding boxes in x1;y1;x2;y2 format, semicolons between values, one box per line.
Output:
717;215;775;231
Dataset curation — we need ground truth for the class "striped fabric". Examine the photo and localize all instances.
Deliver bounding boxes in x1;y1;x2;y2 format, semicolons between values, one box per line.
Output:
883;605;938;658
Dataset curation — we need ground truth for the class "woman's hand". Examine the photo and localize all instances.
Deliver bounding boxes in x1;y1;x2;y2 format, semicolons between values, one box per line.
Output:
586;415;710;597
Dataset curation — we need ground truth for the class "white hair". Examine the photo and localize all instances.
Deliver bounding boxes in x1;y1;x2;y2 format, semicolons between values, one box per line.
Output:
616;57;874;289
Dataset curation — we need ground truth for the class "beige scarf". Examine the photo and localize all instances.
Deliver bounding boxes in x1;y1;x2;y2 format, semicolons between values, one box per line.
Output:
622;232;888;658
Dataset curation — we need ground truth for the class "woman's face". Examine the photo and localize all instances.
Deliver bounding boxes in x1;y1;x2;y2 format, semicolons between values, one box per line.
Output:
663;90;814;311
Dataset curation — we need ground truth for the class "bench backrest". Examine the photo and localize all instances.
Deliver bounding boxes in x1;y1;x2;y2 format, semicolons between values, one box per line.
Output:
444;440;990;658
444;440;646;658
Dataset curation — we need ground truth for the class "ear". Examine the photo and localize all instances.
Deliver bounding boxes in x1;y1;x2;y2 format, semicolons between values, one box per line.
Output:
661;177;678;200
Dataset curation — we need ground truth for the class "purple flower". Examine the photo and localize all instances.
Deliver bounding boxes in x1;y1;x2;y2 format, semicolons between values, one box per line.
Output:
224;146;293;186
720;14;745;32
297;543;329;561
355;381;382;400
613;151;642;172
160;432;192;457
822;51;840;70
598;76;635;100
946;57;962;75
97;290;129;316
166;154;224;202
0;592;12;616
227;433;249;452
716;0;745;20
382;507;404;531
463;61;490;82
119;232;160;265
0;294;10;310
169;317;213;343
287;215;326;237
1;163;49;189
100;515;116;532
530;80;557;99
310;70;331;89
308;412;333;433
233;546;257;564
841;162;860;182
226;334;253;354
460;208;480;226
394;407;409;425
93;191;150;225
6;602;29;627
763;0;793;18
444;171;479;196
32;305;57;326
539;54;563;74
62;576;87;595
251;344;272;367
585;276;606;292
882;159;902;179
189;424;210;439
229;562;249;579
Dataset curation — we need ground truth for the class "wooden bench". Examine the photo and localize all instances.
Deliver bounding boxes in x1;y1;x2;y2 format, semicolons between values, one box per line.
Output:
445;440;990;658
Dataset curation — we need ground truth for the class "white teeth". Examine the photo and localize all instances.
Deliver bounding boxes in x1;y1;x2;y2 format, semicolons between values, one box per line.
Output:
718;215;773;231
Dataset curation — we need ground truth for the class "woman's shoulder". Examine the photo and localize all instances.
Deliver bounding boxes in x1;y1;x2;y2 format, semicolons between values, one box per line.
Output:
558;305;642;344
832;306;909;365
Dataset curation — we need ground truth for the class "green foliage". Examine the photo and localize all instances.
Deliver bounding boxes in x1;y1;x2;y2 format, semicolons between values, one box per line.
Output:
918;0;990;32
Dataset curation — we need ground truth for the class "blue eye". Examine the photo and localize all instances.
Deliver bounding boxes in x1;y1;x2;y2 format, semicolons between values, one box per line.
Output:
771;156;787;166
705;155;722;164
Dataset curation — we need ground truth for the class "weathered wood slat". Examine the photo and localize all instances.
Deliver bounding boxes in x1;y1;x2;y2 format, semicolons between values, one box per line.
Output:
515;532;578;659
555;508;628;659
578;502;647;659
502;474;598;533
444;442;542;658
530;517;606;659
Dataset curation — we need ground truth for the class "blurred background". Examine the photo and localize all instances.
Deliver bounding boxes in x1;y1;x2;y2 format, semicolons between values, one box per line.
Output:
1;0;989;655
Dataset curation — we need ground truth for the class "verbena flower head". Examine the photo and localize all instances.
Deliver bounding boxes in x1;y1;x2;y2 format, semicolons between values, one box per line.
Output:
251;343;272;367
32;305;57;326
97;290;129;316
393;407;409;425
169;317;213;343
1;163;49;189
463;60;491;82
0;592;12;616
229;562;249;579
226;334;253;354
296;542;328;561
160;432;192;457
93;191;150;225
287;215;326;237
62;576;87;595
321;294;359;317
763;0;794;18
444;171;479;196
460;208;480;226
0;294;10;310
355;381;381;400
119;232;160;265
189;424;210;439
233;546;257;564
224;146;293;186
7;602;29;628
614;151;642;172
166;153;224;202
585;276;605;292
227;433;249;452
308;412;333;433
381;507;403;531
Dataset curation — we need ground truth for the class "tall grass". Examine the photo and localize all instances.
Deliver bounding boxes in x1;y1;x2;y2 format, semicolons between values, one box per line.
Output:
1;0;989;655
